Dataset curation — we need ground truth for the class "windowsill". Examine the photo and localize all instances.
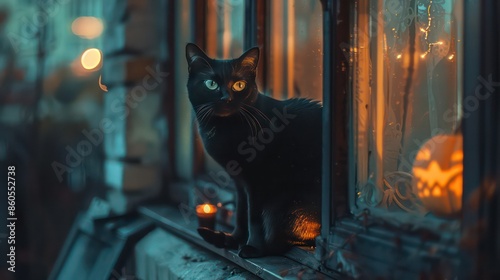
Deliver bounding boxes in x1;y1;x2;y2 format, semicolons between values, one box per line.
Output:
322;214;461;278
138;204;342;280
349;206;461;243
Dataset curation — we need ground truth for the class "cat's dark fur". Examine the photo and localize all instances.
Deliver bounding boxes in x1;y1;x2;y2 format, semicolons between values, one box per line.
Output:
185;43;322;258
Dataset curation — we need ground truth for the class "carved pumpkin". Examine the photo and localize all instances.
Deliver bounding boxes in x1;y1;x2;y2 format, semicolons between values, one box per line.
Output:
412;134;463;217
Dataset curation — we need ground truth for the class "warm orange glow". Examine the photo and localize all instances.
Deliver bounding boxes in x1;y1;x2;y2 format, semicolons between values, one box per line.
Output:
415;147;431;161
72;17;104;39
412;134;463;217
98;75;108;92
291;210;320;242
196;204;217;216
423;188;430;197
413;161;462;190
196;203;217;229
432;187;441;197
448;54;455;60
451;150;463;161
396;54;402;60
449;174;463;198
81;48;102;70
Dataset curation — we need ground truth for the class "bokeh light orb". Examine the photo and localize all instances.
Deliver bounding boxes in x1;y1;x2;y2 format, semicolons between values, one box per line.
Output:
71;17;104;39
80;48;102;70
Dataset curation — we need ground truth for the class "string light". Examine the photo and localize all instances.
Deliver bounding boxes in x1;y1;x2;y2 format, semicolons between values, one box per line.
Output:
420;0;443;59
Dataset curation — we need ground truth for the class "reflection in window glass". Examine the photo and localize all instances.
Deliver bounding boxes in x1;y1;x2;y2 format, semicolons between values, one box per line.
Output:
197;0;246;210
269;0;323;101
206;0;245;58
351;0;463;224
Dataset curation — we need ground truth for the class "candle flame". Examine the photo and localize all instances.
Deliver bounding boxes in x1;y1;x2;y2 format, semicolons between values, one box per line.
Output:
203;204;211;213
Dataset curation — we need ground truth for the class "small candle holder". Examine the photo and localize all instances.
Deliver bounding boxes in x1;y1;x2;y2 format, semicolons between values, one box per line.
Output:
196;204;217;230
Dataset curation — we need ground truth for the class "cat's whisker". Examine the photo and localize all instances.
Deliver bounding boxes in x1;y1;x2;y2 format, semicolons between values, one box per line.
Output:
195;102;214;113
237;110;245;126
243;110;259;138
195;105;209;118
240;109;256;139
195;106;208;124
240;110;254;138
241;107;263;134
196;110;209;125
194;104;205;110
199;108;213;126
194;103;210;113
242;106;268;137
195;107;206;117
199;106;211;117
243;104;272;124
196;103;215;125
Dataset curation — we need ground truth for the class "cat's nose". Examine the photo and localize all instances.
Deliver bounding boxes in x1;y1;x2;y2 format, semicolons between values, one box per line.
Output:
220;90;233;103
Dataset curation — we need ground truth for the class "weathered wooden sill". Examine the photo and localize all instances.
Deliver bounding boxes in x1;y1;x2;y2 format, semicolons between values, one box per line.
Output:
138;205;342;279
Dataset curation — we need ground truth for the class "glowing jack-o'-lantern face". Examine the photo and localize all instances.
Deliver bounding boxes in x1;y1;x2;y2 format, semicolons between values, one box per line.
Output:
412;134;463;217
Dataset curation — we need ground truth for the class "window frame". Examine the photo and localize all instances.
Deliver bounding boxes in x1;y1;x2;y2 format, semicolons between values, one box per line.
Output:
320;0;350;239
319;0;500;278
460;0;500;277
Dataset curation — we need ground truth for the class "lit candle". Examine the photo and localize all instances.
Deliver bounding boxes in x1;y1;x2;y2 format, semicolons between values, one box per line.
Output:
196;204;217;230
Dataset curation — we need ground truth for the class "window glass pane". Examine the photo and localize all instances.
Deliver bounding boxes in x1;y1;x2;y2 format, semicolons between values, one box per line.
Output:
268;0;323;101
202;0;245;173
205;0;245;58
351;0;463;226
175;0;245;181
187;1;246;220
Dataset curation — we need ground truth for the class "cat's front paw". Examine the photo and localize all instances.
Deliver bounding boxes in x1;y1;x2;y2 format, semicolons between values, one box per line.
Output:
238;245;264;258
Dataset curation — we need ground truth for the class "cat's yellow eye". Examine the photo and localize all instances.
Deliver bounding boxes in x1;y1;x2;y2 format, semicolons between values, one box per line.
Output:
232;80;246;92
204;80;218;90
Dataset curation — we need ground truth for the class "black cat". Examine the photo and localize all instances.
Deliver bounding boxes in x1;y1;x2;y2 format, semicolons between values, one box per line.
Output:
185;43;322;258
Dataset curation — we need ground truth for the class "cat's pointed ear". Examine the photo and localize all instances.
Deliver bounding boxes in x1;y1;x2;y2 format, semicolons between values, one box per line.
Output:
238;47;259;72
186;43;210;64
186;43;212;73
